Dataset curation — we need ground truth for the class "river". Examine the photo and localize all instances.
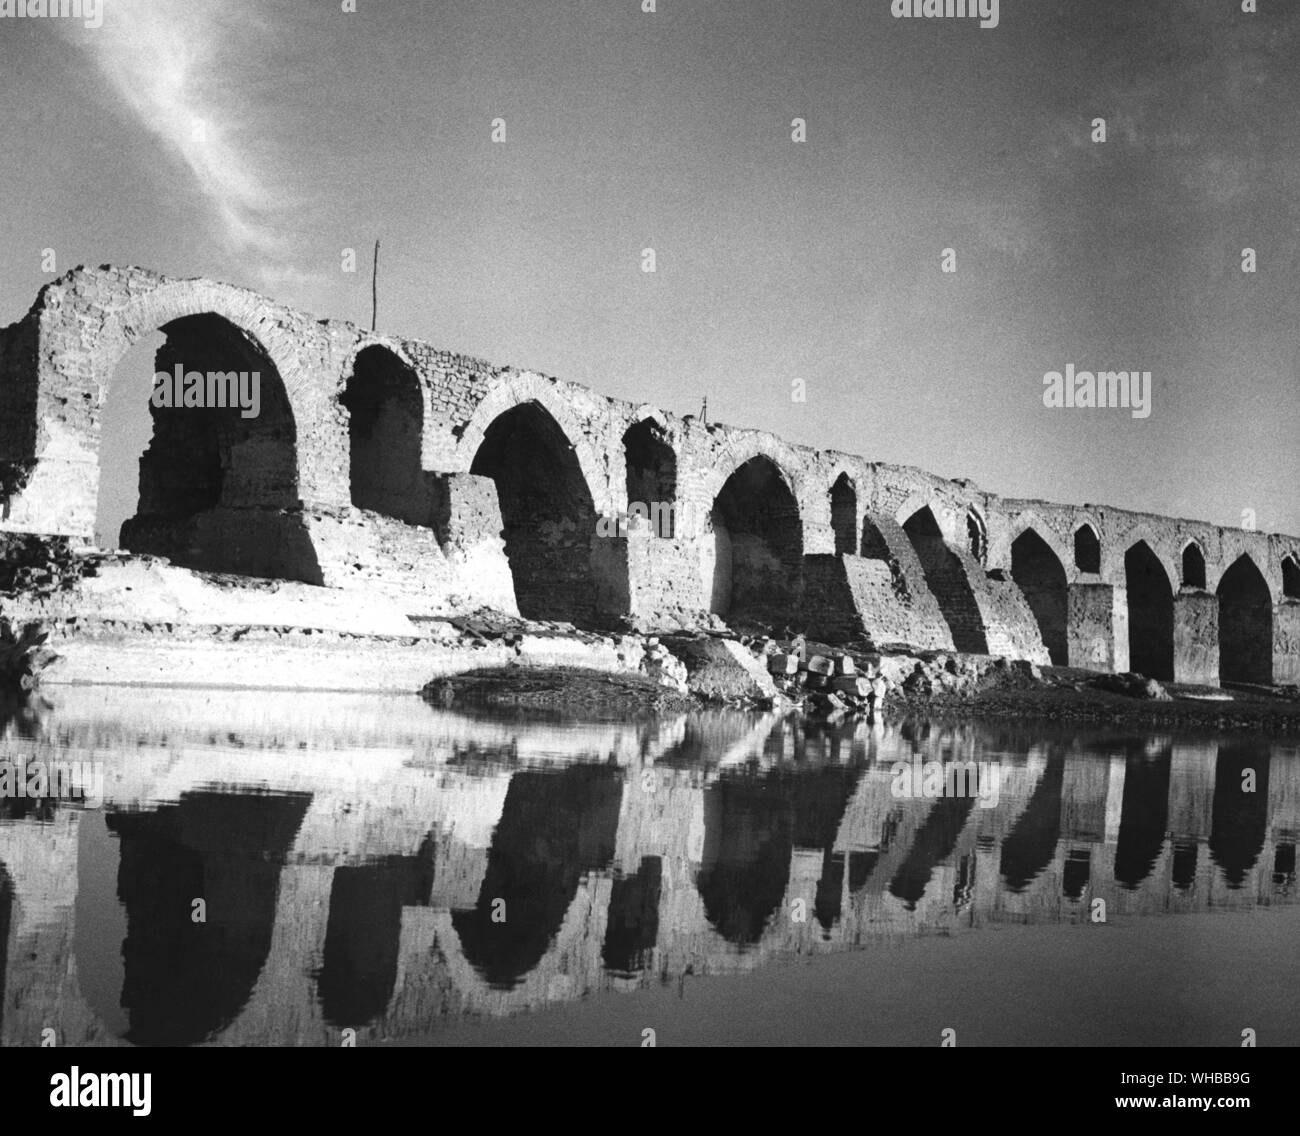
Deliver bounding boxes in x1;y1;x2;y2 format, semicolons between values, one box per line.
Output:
0;686;1296;1047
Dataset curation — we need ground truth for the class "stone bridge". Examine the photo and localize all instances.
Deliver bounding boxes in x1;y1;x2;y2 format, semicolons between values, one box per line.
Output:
3;265;1299;685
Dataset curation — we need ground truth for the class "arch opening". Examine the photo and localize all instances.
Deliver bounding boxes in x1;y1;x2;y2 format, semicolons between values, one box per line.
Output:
341;346;425;525
830;474;857;556
622;419;676;538
903;507;988;653
451;766;622;989
1010;528;1067;664
1125;541;1174;681
100;789;312;1046
469;401;608;626
1073;524;1100;573
1182;543;1206;589
966;508;987;564
707;456;802;624
102;313;317;582
1283;556;1300;600
1217;555;1273;685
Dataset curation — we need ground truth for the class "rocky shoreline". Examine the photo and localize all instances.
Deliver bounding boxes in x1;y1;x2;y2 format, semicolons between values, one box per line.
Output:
420;623;1300;734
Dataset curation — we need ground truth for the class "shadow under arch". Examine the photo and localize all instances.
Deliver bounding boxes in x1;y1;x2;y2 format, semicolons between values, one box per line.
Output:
1125;541;1175;680
903;506;988;653
316;835;437;1029
1113;741;1172;889
451;765;623;989
707;456;803;625
1181;542;1207;589
1209;743;1270;889
890;793;975;910
1217;555;1273;685
101;789;313;1046
698;767;859;944
469;401;618;627
113;312;321;583
1011;528;1067;664
622;418;677;538
340;344;426;525
1000;749;1066;893
830;473;857;556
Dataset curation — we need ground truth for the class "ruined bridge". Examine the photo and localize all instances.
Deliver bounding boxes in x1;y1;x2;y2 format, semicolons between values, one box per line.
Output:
2;265;1298;686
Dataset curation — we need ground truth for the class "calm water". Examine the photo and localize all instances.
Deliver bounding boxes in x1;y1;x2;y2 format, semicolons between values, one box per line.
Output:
0;686;1297;1048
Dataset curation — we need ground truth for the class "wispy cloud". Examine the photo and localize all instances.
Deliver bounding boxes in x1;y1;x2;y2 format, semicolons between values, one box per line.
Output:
65;0;292;265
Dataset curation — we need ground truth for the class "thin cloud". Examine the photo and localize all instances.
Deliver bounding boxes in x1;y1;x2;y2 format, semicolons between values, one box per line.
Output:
66;0;292;261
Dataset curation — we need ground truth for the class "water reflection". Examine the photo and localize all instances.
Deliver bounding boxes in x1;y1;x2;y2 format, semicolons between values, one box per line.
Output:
0;687;1296;1046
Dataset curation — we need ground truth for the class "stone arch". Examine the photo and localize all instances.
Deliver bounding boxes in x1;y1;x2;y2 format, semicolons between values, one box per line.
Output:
1103;522;1178;590
1282;555;1300;600
1125;541;1175;680
902;504;988;653
98;788;313;1046
622;417;677;539
453;376;612;516
829;472;857;555
696;437;810;538
1217;553;1273;685
468;399;619;626
1007;512;1074;584
705;454;803;624
89;280;312;479
1181;540;1207;589
77;280;322;582
339;344;426;525
894;492;950;537
1011;527;1068;665
1073;522;1101;574
448;764;623;989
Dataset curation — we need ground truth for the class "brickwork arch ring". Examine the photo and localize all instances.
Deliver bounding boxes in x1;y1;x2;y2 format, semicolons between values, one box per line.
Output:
453;375;614;517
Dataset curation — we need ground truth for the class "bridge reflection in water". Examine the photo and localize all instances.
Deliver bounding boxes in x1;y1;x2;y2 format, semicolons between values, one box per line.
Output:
0;688;1295;1046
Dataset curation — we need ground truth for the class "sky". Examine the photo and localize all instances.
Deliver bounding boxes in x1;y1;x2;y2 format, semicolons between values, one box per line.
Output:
1;0;1297;536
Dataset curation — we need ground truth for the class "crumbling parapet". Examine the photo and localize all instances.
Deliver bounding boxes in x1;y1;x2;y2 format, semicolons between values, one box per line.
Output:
3;266;1299;681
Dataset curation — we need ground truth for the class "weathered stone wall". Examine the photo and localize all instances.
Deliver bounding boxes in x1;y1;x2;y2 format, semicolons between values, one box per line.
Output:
2;266;1299;680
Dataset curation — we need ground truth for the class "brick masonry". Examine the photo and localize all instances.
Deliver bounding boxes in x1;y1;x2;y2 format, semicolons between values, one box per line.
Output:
2;266;1299;683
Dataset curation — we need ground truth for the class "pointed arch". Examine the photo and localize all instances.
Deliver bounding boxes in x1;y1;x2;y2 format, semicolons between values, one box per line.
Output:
468;399;616;626
1181;541;1207;589
1125;541;1175;680
1011;527;1068;664
830;472;857;555
1217;553;1273;685
1282;555;1300;600
340;344;425;524
1073;523;1101;573
454;375;612;516
622;417;677;538
706;455;803;623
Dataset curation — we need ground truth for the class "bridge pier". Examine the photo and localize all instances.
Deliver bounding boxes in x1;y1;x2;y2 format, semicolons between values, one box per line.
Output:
1272;599;1300;685
1173;590;1219;685
1067;582;1116;671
